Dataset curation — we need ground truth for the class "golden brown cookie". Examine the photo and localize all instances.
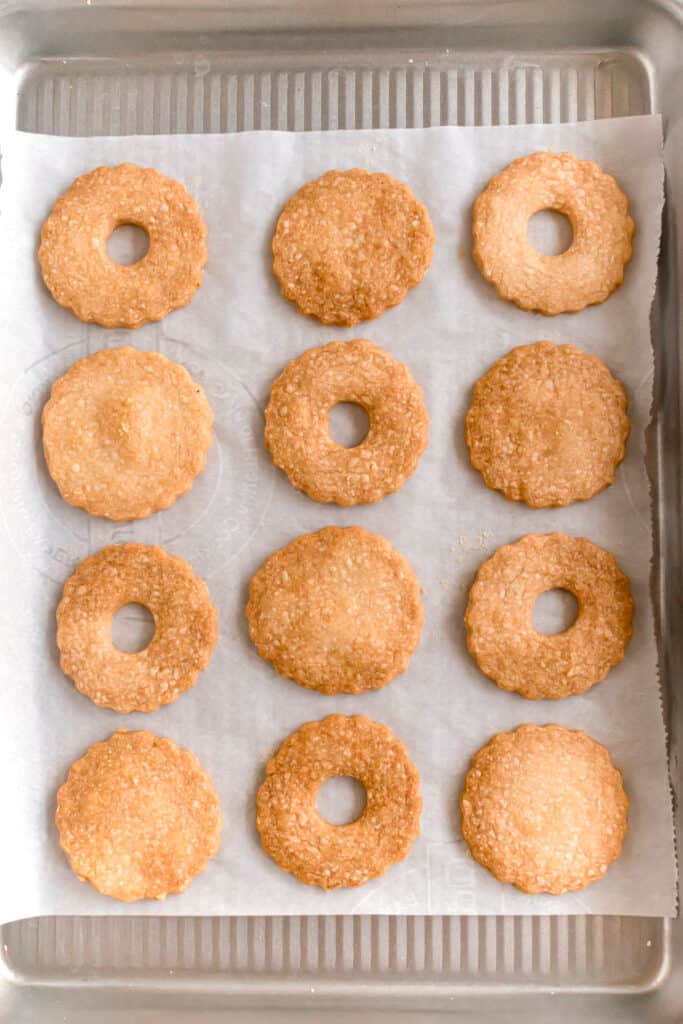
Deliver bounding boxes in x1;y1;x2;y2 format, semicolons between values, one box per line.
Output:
246;526;423;695
57;543;218;713
465;341;629;508
465;533;634;700
265;339;429;506
256;714;422;890
39;163;207;328
472;151;634;314
272;169;434;325
460;724;629;894
42;347;213;521
56;730;222;902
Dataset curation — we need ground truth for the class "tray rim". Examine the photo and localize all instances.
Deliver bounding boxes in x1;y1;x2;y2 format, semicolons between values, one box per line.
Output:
1;0;682;1016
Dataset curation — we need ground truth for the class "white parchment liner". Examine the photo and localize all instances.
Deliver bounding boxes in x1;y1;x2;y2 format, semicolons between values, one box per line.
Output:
0;115;675;921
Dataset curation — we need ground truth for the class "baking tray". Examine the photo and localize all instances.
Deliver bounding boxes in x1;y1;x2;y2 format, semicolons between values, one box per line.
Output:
1;1;682;1020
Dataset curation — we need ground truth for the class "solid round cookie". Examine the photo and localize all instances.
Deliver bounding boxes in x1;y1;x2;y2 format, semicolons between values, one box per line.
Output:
39;163;207;328
57;543;218;713
472;151;634;314
272;169;434;325
465;533;634;700
465;341;629;508
246;526;424;695
460;724;629;894
43;347;213;521
265;339;429;506
256;714;422;890
56;730;222;902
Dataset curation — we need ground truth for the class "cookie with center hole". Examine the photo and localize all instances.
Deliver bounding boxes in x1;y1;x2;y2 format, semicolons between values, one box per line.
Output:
57;543;218;713
265;339;429;506
256;714;422;890
472;151;634;314
39;163;207;327
465;533;634;700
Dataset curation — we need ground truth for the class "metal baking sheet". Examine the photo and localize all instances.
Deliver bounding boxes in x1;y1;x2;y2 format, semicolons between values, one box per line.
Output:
1;1;682;1020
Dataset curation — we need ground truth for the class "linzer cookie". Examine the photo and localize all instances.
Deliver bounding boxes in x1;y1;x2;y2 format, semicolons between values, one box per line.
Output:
272;169;434;325
43;347;213;521
39;163;207;327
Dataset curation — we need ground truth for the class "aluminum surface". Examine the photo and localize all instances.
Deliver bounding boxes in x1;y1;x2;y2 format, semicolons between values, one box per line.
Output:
1;1;682;1020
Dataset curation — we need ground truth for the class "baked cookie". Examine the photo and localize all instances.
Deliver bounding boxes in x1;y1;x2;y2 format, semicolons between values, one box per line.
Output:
272;168;434;325
460;724;629;894
472;151;634;314
39;163;207;328
265;339;429;506
57;543;218;713
43;346;213;521
256;714;422;889
465;341;629;508
56;730;222;902
246;526;423;695
465;533;633;700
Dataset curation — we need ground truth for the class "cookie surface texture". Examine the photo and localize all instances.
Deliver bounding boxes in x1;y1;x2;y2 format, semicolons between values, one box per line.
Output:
56;730;222;902
272;168;434;325
465;533;634;700
465;341;629;508
472;151;634;314
265;339;429;506
246;526;424;695
460;724;628;894
256;714;422;890
39;163;207;327
43;346;213;521
57;543;218;713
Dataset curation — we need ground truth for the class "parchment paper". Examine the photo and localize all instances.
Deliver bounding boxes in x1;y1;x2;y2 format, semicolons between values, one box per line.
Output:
0;115;675;923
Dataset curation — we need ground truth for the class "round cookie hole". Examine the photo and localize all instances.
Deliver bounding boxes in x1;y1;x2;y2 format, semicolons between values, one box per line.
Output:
110;603;156;653
317;775;367;825
328;402;370;449
527;210;573;256
532;589;579;635
107;224;150;266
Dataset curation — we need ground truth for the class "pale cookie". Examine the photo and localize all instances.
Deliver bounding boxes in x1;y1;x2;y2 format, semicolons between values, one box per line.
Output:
56;730;222;902
465;533;634;700
465;341;629;508
472;151;634;314
256;714;422;890
265;339;429;506
39;163;207;328
246;526;424;695
43;346;213;521
57;543;218;713
460;724;629;894
272;168;434;325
